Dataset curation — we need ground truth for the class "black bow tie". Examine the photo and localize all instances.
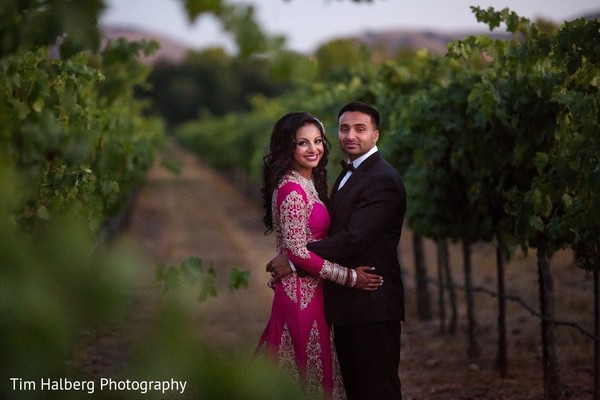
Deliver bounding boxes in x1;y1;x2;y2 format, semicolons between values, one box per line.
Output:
340;160;355;172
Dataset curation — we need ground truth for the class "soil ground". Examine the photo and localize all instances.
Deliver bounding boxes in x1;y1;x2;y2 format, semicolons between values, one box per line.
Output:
80;142;595;399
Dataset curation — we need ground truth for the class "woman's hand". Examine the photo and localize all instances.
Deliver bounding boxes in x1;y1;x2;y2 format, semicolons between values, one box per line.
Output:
353;266;383;291
267;277;278;291
266;253;292;281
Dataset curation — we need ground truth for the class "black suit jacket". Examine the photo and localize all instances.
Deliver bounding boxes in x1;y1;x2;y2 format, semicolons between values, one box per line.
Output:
307;151;406;326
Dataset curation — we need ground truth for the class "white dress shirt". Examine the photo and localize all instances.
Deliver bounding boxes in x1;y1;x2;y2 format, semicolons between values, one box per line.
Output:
338;146;379;190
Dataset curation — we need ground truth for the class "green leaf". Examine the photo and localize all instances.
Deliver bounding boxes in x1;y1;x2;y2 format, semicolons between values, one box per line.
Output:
197;267;217;303
229;267;250;291
182;256;204;280
32;98;45;113
179;0;223;22
530;215;544;231
36;206;51;220
534;152;549;173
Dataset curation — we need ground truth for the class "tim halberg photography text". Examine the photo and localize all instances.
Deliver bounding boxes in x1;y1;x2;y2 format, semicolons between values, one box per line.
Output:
10;377;187;395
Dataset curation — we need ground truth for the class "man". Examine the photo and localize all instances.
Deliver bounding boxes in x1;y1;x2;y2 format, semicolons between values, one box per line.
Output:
267;101;407;399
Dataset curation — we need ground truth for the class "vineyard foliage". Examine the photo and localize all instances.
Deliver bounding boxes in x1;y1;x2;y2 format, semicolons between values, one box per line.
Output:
0;40;164;233
178;8;599;271
1;2;301;399
1;1;166;396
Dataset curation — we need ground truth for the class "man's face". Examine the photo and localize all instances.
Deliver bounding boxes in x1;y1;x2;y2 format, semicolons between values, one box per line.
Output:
338;111;379;161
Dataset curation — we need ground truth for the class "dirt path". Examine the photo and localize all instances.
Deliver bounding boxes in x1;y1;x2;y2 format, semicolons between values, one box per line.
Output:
75;142;276;380
103;142;593;399
124;141;275;349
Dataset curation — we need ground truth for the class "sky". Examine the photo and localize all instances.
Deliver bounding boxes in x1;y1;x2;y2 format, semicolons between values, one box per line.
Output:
100;0;599;53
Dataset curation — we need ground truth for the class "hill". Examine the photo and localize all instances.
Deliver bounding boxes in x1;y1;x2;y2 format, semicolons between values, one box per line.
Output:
100;24;506;64
100;9;598;64
100;25;190;64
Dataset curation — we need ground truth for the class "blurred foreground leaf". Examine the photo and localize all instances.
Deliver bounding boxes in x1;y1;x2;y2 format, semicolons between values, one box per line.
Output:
156;257;249;304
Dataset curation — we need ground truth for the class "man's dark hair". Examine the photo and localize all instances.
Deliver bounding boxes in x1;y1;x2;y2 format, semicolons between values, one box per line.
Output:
338;101;380;130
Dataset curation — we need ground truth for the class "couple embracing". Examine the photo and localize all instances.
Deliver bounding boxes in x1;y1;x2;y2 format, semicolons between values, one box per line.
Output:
255;102;406;400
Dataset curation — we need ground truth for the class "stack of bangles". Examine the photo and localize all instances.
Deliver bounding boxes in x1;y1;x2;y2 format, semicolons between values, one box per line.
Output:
320;262;357;287
348;269;358;287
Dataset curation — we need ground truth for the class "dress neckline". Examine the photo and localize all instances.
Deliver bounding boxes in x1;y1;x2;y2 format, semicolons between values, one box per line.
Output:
287;169;320;200
290;169;312;183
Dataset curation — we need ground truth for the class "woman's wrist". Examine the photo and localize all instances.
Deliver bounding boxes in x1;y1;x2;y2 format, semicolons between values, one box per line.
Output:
320;262;351;286
348;269;357;287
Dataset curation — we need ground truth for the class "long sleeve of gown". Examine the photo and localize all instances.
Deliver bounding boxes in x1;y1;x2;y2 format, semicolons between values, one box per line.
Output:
276;180;352;286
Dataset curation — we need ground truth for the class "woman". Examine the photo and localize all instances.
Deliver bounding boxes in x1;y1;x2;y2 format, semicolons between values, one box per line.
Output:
255;112;382;399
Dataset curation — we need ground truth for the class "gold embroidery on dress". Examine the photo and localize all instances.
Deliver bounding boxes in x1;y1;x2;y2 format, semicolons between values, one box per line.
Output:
279;190;310;259
331;328;346;399
273;172;324;307
279;323;299;383
319;260;334;280
300;275;319;310
281;273;297;304
255;340;268;358
306;320;324;399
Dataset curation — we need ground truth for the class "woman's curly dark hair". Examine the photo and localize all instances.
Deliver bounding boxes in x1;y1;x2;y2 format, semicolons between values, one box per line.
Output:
262;112;331;234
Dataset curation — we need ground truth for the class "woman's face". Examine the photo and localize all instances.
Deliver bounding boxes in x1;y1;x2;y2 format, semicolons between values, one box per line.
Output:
292;123;324;179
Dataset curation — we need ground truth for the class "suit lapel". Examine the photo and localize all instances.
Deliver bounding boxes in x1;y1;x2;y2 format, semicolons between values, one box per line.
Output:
329;169;346;206
328;153;380;226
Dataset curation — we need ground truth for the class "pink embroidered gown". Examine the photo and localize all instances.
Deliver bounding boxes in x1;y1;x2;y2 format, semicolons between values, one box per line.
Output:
256;171;346;400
